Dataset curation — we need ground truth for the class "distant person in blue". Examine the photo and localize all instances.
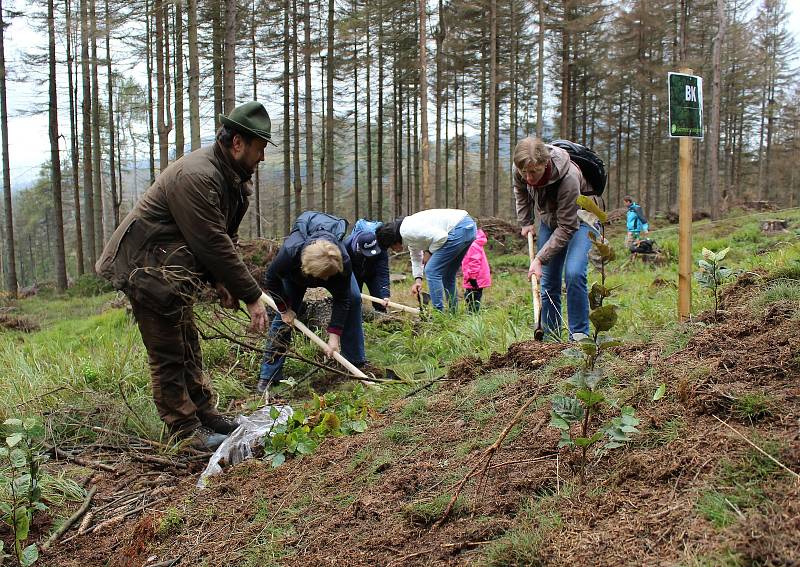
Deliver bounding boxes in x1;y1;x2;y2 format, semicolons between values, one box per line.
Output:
623;195;649;247
345;220;391;312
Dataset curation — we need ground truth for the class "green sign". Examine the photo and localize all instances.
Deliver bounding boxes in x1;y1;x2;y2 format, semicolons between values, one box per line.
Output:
668;72;703;139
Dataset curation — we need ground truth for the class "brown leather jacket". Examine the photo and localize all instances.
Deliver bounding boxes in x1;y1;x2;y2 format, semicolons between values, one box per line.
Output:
96;142;262;312
512;145;589;265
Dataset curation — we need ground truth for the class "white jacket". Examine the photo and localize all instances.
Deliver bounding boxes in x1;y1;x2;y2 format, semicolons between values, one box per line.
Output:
400;209;470;278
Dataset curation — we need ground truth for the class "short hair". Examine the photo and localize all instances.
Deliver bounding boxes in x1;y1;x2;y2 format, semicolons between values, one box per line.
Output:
623;195;634;203
513;137;550;173
216;124;257;149
376;217;405;249
301;240;343;279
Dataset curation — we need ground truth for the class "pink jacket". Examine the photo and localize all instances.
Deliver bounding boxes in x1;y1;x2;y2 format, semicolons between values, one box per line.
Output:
461;229;492;289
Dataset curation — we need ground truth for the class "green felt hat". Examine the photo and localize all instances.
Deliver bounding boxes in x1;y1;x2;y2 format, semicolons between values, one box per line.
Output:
219;101;277;146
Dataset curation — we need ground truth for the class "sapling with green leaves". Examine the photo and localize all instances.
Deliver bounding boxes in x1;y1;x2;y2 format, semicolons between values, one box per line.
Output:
695;247;734;319
548;197;640;481
0;417;48;566
263;386;370;468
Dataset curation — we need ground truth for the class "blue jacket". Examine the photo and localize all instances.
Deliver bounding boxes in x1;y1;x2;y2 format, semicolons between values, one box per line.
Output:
626;203;648;234
344;235;390;299
264;230;353;335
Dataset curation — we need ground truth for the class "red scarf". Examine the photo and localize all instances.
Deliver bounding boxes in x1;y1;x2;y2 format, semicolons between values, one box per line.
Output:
531;160;553;188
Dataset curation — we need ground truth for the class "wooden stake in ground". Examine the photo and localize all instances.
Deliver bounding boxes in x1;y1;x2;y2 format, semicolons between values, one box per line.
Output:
677;67;695;321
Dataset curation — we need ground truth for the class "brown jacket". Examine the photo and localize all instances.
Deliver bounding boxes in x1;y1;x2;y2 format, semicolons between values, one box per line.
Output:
96;142;262;312
512;145;589;265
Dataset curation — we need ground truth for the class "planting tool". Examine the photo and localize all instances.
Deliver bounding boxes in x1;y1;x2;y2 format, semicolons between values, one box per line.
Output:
527;232;544;341
360;293;420;315
260;293;375;385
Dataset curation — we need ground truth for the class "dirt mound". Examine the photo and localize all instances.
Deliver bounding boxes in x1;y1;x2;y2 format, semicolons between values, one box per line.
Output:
46;274;800;566
0;311;40;332
476;216;526;253
237;238;281;289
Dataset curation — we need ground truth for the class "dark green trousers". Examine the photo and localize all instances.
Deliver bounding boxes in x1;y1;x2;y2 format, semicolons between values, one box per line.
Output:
129;296;216;434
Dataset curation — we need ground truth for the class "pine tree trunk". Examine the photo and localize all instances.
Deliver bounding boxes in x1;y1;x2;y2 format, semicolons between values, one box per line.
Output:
559;0;569;137
325;0;335;212
283;0;291;231
303;0;314;210
146;0;156;184
65;0;84;275
365;4;373;217
536;0;544;137
48;0;68;291
223;0;236;113
376;0;384;218
418;0;431;209
187;0;200;150
174;0;185;160
0;0;16;293
80;0;96;267
156;0;171;170
479;32;487;216
292;0;302;218
105;0;119;229
353;14;360;219
487;0;497;216
212;0;223;128
90;0;105;254
250;0;260;236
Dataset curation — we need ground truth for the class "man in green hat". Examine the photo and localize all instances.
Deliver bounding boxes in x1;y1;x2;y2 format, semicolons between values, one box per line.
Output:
97;101;276;451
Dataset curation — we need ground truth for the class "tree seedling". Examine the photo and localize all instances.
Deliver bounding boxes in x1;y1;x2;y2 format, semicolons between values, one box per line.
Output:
548;197;639;482
0;417;48;566
694;247;735;320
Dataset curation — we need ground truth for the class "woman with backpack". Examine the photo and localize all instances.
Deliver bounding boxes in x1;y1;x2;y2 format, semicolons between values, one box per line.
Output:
258;212;367;393
512;137;599;340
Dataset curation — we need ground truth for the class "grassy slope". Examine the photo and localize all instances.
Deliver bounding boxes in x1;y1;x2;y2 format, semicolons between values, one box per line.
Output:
2;208;799;565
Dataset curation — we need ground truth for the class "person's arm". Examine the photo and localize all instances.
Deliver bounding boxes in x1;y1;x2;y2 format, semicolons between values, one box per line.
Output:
513;168;535;235
264;245;293;313
374;253;391;299
167;172;261;304
535;173;580;265
326;269;352;337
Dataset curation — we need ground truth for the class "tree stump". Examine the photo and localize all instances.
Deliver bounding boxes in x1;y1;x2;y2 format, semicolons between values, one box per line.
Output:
760;219;788;233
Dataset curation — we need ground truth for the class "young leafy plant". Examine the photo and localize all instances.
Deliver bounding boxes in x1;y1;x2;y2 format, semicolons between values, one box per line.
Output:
549;197;640;481
695;247;735;319
0;417;48;566
263;385;371;468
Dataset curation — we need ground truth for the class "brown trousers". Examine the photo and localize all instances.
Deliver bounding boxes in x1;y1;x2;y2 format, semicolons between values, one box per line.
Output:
128;296;216;434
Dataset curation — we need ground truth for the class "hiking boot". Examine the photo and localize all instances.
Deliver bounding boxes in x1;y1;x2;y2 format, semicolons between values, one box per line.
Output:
184;426;228;451
200;413;238;435
256;377;276;394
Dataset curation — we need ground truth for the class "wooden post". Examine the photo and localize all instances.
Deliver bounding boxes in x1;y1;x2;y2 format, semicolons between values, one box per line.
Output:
677;67;694;320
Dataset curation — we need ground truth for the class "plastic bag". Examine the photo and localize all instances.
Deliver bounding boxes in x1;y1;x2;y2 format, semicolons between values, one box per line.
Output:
197;405;293;489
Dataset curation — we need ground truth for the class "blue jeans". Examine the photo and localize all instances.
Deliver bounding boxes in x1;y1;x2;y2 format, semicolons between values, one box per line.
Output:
538;222;591;339
259;274;365;383
424;215;477;311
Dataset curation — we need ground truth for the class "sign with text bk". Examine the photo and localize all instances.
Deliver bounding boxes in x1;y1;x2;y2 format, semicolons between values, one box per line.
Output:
668;72;704;139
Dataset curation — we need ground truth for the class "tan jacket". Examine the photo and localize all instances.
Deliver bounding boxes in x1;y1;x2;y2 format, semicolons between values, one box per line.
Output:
512;146;588;265
96;142;262;312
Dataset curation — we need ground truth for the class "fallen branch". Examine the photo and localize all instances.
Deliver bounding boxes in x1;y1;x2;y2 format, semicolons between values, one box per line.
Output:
434;394;545;528
46;444;116;473
90;495;171;534
131;452;188;470
41;486;97;551
712;415;799;481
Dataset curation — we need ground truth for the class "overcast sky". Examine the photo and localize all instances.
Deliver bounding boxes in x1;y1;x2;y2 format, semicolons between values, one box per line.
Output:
4;2;800;191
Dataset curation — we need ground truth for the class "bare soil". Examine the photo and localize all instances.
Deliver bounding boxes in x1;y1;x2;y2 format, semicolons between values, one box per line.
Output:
41;274;800;566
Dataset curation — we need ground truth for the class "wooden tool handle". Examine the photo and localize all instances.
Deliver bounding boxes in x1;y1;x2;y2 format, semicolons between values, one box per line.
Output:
360;293;420;315
527;232;544;340
260;293;373;383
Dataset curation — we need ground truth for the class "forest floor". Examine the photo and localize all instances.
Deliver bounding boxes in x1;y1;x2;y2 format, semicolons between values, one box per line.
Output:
1;208;799;566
